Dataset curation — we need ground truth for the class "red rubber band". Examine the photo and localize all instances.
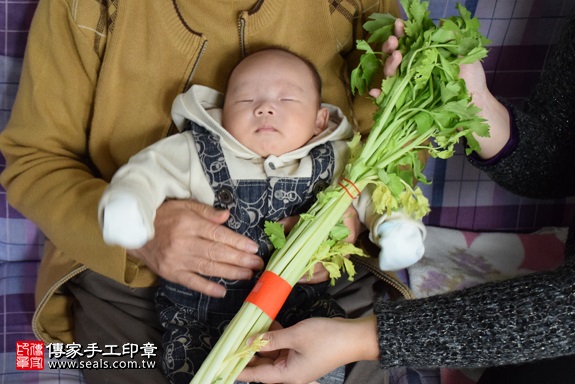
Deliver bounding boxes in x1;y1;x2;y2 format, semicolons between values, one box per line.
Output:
343;178;361;196
338;178;360;199
245;271;292;320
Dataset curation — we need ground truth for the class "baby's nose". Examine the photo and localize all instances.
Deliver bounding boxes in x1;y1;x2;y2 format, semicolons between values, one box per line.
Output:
255;103;275;116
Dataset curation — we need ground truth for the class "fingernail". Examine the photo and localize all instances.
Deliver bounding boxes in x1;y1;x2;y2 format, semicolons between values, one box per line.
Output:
245;242;259;253
239;270;254;280
214;286;227;298
250;258;264;270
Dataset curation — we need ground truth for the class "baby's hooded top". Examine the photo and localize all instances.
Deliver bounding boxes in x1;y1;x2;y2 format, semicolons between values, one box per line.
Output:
99;84;388;242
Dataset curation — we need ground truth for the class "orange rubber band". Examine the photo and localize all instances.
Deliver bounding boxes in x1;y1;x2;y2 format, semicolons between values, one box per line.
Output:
338;178;361;199
343;178;361;196
245;271;292;320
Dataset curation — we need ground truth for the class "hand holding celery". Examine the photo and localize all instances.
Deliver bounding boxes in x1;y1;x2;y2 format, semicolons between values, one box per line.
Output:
191;1;490;382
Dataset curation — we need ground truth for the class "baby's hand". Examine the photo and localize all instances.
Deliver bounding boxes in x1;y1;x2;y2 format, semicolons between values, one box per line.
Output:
377;220;425;271
102;194;150;249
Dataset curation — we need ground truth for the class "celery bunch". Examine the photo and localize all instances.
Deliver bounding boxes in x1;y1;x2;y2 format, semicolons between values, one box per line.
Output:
190;1;489;383
350;0;490;216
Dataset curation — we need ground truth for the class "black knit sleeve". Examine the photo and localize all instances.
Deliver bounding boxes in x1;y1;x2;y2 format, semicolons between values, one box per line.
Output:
469;10;575;199
375;257;575;369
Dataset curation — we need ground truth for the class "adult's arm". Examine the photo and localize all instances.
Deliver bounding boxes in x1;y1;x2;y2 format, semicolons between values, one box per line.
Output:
375;258;575;368
0;0;115;273
0;0;262;295
468;9;575;199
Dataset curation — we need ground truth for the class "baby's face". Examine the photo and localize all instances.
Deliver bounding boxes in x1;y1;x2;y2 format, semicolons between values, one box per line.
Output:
222;50;328;157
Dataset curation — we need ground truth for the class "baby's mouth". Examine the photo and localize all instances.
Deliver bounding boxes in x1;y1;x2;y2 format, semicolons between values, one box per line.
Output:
256;124;277;133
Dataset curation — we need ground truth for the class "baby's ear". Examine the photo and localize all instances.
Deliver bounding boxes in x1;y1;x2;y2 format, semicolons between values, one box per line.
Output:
314;107;330;135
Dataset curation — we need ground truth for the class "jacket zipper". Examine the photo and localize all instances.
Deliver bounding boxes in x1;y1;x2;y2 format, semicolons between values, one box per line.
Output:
185;39;208;92
168;39;208;137
238;13;247;58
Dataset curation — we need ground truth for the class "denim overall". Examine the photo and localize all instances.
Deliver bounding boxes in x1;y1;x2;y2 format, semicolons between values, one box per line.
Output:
155;122;346;384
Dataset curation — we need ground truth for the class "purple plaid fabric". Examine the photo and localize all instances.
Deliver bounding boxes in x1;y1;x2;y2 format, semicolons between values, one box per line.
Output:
0;262;85;383
1;1;573;383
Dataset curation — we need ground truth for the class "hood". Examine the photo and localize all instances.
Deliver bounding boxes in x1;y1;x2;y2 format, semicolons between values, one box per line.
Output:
171;84;354;160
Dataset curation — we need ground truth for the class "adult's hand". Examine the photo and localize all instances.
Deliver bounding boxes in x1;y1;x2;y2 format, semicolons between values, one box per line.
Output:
128;199;262;298
371;18;510;159
382;18;405;78
367;18;404;100
459;61;511;159
238;316;379;384
279;205;364;284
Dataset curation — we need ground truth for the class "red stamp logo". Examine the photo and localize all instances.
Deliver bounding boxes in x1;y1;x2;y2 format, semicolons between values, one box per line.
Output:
16;341;44;370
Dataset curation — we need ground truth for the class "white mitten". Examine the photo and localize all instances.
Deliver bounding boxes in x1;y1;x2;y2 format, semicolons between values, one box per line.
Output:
377;220;425;271
102;194;150;249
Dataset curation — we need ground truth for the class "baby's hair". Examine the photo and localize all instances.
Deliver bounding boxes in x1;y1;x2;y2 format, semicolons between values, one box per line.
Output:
226;46;323;105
